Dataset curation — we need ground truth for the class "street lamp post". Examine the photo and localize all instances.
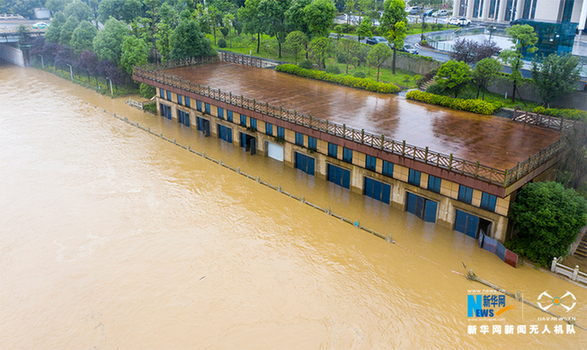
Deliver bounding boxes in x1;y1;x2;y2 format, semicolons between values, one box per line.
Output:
488;25;496;41
106;77;113;96
38;54;44;69
67;64;73;80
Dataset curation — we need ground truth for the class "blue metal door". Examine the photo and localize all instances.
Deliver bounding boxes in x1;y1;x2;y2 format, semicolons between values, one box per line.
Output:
424;200;437;223
364;177;391;204
295;152;315;175
327;164;350;189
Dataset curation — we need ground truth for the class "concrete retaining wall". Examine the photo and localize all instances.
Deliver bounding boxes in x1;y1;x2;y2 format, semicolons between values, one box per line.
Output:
0;43;24;67
382;54;442;75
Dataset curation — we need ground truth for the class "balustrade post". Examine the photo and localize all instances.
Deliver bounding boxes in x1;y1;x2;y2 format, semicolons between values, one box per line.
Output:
513;106;517;120
572;265;579;281
503;169;508;186
241;95;243;106
208;86;210;96
381;135;385;149
280;106;283;118
475;161;479;178
361;129;364;144
266;102;269;113
449;154;453;171
551;257;558;272
229;92;232;103
253;99;256;111
424;147;429;163
326;119;329;132
560;116;564;131
309;115;313;128
401;140;406;156
343;124;346;138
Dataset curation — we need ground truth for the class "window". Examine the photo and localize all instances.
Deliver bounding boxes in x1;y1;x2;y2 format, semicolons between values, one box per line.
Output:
250;118;257;130
177;94;183;105
204;103;210;114
458;185;473;204
480;193;497;212
196;100;202;111
408;169;421;186
295;132;304;146
185;97;190;108
342;148;353;163
365;155;376;171
328;143;338;158
240;114;247;127
382;161;394;177
159;88;164;98
266;122;273;135
308;136;317;150
277;126;285;138
227;110;233;122
218;107;224;119
166;91;171;101
427;175;441;194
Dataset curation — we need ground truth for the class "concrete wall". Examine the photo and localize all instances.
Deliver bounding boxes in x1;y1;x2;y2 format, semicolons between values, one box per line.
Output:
382;54;442;75
487;77;587;110
156;89;513;242
0;44;24;67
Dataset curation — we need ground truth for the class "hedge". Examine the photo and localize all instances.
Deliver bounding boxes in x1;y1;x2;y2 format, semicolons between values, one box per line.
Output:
406;90;502;115
533;106;587;122
275;64;400;94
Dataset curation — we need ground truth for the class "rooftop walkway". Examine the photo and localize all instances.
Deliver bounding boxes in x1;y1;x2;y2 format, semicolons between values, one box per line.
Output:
164;61;560;170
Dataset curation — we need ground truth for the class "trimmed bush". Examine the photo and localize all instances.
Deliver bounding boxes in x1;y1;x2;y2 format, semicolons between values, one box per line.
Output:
326;65;341;74
533;106;587;122
276;64;400;94
298;60;313;70
353;71;366;78
406;90;502;115
139;83;155;98
425;82;445;95
218;38;227;48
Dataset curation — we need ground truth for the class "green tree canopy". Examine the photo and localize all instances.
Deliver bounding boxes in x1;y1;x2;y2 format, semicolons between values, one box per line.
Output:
500;24;538;103
337;38;360;73
64;1;94;22
238;0;264;53
45;0;72;13
308;35;331;68
120;36;149;75
98;0;143;23
508;181;587;266
169;19;216;61
93;17;130;64
472;57;501;99
258;0;292;58
303;0;337;38
284;30;308;63
356;16;372;43
531;53;581;108
285;0;311;35
45;11;66;43
380;0;406;74
435;60;472;98
59;15;79;46
367;42;391;81
70;20;98;55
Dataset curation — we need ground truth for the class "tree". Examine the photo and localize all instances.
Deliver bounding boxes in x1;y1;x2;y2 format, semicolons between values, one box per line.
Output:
0;0;42;18
337;38;360;74
356;16;372;43
169;19;216;61
557;123;587;196
380;0;407;74
472;57;501;99
155;21;173;62
205;5;222;45
285;30;308;63
343;0;357;25
223;13;235;47
45;11;66;43
435;60;471;98
367;42;391;81
500;24;538;103
92;17;129;64
238;0;264;53
259;0;291;58
59;15;79;47
303;0;337;38
531;53;581;108
452;38;501;64
69;20;97;55
507;181;587;266
45;0;72;13
64;1;94;22
54;45;72;71
285;0;311;36
308;36;331;68
120;36;149;75
78;50;98;86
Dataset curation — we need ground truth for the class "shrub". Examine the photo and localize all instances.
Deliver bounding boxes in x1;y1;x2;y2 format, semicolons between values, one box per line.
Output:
416;68;437;88
218;38;227;48
139;83;155;98
425;82;445;95
353;71;366;78
276;64;400;93
336;52;346;64
406;90;502;115
298;60;313;70
420;39;428;46
403;74;411;83
413;74;421;82
326;65;341;74
143;102;156;114
506;182;587;266
532;106;587;122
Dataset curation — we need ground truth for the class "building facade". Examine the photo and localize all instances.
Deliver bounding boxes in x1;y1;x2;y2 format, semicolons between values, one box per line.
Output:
453;0;587;32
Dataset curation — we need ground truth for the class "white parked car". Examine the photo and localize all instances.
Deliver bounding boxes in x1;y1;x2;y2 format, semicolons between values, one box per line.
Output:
434;9;449;17
456;17;471;26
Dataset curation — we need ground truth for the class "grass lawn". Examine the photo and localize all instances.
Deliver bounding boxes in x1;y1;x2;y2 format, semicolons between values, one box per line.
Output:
211;32;419;89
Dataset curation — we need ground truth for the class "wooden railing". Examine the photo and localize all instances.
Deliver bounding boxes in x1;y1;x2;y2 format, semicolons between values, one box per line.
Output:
218;51;263;68
512;108;578;132
133;59;565;188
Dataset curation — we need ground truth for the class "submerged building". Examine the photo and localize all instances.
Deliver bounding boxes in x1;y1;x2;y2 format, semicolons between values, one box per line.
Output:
133;54;563;244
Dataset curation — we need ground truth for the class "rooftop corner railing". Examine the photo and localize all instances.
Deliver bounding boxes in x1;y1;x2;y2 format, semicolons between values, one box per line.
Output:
133;56;565;188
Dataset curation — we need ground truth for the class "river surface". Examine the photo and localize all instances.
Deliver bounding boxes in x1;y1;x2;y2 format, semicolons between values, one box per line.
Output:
0;64;585;349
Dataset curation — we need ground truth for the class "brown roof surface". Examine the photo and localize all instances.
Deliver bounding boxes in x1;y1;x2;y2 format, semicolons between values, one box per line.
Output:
165;62;560;170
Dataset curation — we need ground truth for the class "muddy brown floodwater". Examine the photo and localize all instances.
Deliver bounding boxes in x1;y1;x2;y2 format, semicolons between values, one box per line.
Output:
167;62;560;170
0;64;585;349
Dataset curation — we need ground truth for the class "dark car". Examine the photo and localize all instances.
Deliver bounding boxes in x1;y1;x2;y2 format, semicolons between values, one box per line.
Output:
365;36;388;45
400;44;419;55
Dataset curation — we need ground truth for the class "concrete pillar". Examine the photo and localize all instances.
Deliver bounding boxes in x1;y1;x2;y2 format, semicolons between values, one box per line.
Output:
466;0;475;19
453;0;461;17
579;0;587;31
515;0;525;19
482;0;491;20
497;0;508;21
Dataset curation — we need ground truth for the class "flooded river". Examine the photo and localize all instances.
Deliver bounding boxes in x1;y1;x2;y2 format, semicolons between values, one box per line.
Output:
0;64;585;349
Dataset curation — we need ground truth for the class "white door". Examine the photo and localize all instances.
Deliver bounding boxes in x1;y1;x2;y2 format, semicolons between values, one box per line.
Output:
267;142;284;162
